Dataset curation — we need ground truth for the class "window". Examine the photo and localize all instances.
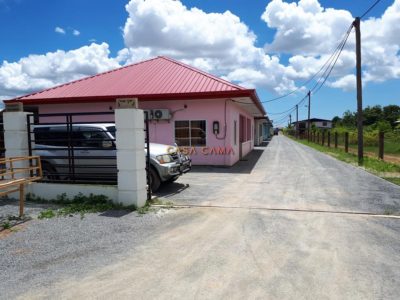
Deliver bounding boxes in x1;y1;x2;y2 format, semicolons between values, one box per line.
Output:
322;121;327;126
175;120;206;146
76;127;109;148
34;127;70;146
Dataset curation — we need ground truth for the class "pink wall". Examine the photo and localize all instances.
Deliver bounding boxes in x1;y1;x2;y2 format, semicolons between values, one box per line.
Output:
38;98;255;166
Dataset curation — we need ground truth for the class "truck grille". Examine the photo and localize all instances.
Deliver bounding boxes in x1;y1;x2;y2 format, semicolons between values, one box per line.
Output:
170;152;180;161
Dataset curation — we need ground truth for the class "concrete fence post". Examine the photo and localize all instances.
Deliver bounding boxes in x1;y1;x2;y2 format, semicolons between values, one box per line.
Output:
322;131;325;146
115;108;147;208
3;112;30;179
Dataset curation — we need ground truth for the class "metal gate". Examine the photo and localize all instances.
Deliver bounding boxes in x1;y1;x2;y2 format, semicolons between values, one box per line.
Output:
27;111;151;201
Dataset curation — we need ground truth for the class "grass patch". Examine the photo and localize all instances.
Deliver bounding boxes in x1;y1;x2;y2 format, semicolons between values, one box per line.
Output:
383;177;400;186
29;193;134;219
1;221;11;230
29;193;168;219
289;137;400;187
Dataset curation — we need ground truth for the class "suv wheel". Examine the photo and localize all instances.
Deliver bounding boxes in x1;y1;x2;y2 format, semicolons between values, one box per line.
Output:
149;167;161;192
41;162;59;181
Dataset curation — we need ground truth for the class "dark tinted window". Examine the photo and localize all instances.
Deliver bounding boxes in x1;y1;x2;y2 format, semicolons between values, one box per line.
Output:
34;127;69;146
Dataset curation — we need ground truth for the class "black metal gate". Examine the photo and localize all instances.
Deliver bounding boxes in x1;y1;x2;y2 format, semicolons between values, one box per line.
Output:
27;111;151;200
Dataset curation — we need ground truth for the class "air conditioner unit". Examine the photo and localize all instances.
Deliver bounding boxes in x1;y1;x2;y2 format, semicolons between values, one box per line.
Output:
152;109;171;120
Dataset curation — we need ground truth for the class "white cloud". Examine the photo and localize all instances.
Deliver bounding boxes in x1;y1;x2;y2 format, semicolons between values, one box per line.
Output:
55;26;66;34
2;0;400;102
0;43;120;100
329;74;356;91
119;0;297;94
72;29;80;36
262;0;400;90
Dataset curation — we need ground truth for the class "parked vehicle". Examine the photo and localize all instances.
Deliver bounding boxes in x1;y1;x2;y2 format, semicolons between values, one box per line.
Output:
32;123;191;191
274;128;279;135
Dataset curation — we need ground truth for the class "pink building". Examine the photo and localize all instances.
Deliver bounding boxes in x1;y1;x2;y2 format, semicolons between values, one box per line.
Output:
6;57;266;166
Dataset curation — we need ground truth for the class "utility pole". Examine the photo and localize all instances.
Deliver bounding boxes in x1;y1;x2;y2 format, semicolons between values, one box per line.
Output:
289;114;292;127
307;90;311;142
354;17;364;165
295;104;299;138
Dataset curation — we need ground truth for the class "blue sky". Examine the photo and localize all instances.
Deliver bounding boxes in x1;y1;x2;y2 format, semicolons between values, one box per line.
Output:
0;0;398;126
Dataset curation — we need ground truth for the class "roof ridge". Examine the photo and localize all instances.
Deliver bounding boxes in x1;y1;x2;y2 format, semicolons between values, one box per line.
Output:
13;56;161;101
158;56;245;91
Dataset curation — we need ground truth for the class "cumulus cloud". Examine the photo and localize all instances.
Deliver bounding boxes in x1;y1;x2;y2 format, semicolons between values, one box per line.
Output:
262;0;400;90
119;0;297;93
55;26;66;34
0;43;120;100
2;0;400;101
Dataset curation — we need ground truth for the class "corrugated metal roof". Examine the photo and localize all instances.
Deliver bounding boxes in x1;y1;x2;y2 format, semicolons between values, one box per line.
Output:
8;56;266;115
15;56;245;99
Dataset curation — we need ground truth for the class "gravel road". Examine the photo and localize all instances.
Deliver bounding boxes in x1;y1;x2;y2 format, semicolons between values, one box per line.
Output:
1;135;399;299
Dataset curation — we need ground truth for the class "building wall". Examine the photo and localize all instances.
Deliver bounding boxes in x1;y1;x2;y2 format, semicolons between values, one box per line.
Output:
37;98;255;166
313;121;332;129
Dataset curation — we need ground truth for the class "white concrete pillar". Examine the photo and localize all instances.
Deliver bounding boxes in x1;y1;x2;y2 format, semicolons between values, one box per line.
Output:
115;108;147;207
3;112;30;179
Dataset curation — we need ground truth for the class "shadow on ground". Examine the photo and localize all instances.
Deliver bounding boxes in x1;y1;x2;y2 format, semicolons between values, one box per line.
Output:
190;148;265;174
155;182;190;198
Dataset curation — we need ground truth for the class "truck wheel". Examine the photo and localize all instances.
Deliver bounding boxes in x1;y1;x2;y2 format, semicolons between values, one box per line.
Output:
41;162;59;180
149;167;161;192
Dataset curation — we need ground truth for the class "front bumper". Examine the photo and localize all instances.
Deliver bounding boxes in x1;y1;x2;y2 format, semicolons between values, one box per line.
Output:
158;158;192;181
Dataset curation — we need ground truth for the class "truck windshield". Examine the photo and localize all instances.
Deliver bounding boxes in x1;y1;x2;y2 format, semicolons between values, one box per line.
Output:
106;126;116;138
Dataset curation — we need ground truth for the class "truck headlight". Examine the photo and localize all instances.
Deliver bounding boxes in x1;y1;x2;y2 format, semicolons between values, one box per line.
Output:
156;154;173;164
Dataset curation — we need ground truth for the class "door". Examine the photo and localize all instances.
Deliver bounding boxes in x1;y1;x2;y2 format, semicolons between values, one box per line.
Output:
239;115;245;159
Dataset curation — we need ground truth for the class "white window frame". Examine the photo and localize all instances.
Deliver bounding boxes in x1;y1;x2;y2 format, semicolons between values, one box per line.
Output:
174;120;207;147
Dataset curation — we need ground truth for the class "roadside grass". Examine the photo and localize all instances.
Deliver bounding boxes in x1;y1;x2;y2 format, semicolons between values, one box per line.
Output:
26;193;167;219
383;177;400;186
290;137;400;186
0;215;31;232
348;143;400;157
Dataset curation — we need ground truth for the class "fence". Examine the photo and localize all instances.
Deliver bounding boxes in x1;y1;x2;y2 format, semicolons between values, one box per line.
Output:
288;128;400;163
26;112;151;200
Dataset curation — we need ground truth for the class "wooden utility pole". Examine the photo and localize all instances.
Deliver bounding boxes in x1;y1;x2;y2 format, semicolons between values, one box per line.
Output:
307;90;311;142
295;104;299;138
354;17;364;165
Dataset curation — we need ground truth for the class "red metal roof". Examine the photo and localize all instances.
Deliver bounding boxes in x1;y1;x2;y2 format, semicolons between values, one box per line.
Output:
7;56;265;115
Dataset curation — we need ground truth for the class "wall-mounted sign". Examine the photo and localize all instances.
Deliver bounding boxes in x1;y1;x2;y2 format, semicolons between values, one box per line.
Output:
116;98;139;109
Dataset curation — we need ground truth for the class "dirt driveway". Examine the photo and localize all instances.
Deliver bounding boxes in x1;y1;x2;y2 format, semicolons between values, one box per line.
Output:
1;135;400;299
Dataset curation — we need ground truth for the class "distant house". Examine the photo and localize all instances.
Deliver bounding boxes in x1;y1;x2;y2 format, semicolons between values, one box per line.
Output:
292;118;332;135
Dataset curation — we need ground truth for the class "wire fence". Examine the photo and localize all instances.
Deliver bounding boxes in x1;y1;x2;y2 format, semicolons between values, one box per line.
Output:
287;128;400;164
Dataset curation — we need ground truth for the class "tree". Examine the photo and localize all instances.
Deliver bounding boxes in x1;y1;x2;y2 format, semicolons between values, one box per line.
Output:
383;105;400;128
342;110;356;128
332;116;342;127
363;105;383;126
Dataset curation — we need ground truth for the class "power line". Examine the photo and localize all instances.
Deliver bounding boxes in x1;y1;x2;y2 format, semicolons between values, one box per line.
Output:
310;25;353;95
360;0;383;19
261;23;354;104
